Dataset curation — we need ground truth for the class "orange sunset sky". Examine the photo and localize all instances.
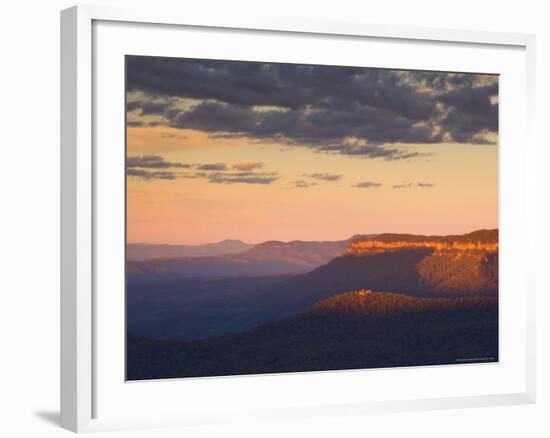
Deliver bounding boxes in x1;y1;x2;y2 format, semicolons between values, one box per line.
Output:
126;57;498;245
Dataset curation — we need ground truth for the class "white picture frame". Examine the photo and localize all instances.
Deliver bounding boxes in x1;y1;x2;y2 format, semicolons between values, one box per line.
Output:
60;4;537;433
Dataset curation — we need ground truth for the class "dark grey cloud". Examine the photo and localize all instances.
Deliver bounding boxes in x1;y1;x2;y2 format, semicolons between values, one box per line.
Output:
127;100;171;115
303;173;342;182
126;57;498;155
127;155;191;169
438;83;498;144
127;58;436;118
354;181;382;188
126;120;164;128
196;163;227;171
166;101;440;159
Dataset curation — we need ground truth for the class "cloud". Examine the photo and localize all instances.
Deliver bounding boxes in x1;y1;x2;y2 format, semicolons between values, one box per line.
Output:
127;100;171;115
126;155;278;185
354;181;382;188
126;57;499;154
207;171;279;185
293;180;317;188
303;173;342;181
233;162;264;171
127;168;177;180
161;133;188;139
126;120;165;128
438;83;498;144
196;163;227;171
317;143;426;160
166;101;440;159
127;155;191;169
127;57;436;118
392;182;434;189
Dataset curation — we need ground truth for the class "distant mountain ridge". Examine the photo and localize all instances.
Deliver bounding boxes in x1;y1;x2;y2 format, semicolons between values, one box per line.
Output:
127;239;351;278
127;239;253;261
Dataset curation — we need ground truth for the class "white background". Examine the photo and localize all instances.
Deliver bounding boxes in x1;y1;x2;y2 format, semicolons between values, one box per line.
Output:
0;0;547;437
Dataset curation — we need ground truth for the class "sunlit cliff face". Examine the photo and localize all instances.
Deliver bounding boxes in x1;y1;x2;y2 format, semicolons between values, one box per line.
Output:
345;239;498;256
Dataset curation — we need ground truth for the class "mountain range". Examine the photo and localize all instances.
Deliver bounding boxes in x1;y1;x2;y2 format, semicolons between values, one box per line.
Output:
127;239;253;261
127;238;353;278
127;229;499;379
260;229;498;318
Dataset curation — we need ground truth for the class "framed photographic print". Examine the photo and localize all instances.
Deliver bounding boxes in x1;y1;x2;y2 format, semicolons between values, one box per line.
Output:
61;5;536;433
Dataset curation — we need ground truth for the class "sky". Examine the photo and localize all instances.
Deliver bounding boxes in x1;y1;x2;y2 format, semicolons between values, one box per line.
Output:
126;56;498;245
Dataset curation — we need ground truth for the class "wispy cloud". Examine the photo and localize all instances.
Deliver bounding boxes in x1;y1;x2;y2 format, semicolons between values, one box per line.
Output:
303;173;342;182
127;155;191;169
392;182;435;189
160;133;188;139
196;163;228;171
207;171;279;185
293;180;317;188
127;155;279;185
126;168;177;180
316;143;427;161
233;162;264;171
353;181;382;188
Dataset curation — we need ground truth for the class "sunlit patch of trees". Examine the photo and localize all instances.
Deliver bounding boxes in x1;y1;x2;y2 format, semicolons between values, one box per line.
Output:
311;290;497;317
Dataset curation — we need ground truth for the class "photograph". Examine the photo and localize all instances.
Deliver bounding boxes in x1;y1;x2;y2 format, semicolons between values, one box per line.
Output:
125;55;499;380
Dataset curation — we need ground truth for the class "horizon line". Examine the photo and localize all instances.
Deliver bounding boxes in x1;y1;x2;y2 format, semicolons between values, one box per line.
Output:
127;227;499;246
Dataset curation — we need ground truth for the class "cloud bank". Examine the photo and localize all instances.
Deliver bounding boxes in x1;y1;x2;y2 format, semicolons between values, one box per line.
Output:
127;57;499;160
